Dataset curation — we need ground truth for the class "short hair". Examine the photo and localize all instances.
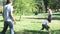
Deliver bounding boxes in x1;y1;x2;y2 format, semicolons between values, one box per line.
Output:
6;0;12;4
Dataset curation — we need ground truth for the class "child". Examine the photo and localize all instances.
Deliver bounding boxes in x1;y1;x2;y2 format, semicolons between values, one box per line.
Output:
48;8;52;22
41;18;51;34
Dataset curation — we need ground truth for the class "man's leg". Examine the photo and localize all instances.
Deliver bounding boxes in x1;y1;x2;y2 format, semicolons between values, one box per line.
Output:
1;21;8;34
8;21;14;34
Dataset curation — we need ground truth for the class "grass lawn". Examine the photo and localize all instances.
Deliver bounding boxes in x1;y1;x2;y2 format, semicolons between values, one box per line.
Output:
0;12;60;34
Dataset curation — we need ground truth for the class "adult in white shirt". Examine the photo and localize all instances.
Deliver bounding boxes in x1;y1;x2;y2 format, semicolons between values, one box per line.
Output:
1;0;16;34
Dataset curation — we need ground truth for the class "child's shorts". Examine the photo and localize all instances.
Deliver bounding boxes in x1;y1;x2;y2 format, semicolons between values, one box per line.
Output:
41;24;49;30
48;15;52;22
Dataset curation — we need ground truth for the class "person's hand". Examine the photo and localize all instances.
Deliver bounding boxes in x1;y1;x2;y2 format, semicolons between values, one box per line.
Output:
14;20;16;25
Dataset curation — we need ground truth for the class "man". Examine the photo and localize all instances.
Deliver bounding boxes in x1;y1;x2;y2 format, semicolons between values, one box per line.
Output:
1;0;16;34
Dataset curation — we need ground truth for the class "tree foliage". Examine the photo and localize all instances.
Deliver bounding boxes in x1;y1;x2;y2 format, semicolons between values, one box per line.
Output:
13;0;38;15
13;0;60;15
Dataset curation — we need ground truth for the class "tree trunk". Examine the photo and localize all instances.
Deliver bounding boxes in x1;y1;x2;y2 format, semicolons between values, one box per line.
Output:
41;0;45;13
43;0;49;13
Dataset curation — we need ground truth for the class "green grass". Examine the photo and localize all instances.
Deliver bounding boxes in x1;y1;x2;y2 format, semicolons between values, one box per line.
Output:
0;12;60;34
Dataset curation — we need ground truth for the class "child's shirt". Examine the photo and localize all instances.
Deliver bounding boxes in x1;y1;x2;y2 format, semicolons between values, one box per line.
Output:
49;9;52;15
42;19;48;25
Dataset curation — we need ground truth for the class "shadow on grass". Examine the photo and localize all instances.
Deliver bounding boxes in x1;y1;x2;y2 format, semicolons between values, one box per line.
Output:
0;20;3;22
14;29;60;34
14;30;48;34
0;29;60;34
52;17;60;20
53;14;60;16
0;26;3;28
51;30;60;34
23;30;48;34
26;17;60;20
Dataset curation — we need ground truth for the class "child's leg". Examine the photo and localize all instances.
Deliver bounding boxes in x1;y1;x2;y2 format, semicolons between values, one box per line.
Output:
45;25;51;34
41;24;45;30
45;25;49;30
48;29;51;34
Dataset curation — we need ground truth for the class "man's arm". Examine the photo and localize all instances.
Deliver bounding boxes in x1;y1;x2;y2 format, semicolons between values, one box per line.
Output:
10;11;16;24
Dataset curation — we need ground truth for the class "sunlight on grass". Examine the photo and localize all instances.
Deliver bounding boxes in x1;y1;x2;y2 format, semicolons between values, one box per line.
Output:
0;13;60;34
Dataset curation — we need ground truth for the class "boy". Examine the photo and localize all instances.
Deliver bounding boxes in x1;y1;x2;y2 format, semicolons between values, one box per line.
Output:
41;18;51;34
1;0;16;34
48;8;52;22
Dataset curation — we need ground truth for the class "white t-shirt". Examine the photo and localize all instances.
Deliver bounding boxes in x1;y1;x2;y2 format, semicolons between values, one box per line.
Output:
3;4;13;21
49;9;52;15
42;19;48;25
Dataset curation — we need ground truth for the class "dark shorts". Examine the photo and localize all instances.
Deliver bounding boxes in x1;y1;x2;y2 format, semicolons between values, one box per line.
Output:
48;15;52;22
41;24;49;30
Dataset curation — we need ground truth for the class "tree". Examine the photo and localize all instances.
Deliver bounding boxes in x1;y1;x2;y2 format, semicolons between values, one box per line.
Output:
49;0;60;12
43;0;49;13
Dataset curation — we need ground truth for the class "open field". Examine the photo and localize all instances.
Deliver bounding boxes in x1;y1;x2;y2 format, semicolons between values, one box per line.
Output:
0;12;60;34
